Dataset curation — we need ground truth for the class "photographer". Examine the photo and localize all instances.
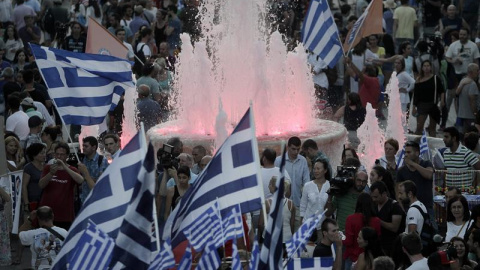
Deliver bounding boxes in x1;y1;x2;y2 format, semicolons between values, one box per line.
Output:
19;206;68;269
325;169;369;232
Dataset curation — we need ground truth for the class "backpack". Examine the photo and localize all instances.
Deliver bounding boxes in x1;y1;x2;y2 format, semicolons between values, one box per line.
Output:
411;205;437;257
133;44;147;76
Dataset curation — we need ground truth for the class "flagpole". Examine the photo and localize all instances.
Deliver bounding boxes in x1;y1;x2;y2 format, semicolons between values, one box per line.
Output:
52;97;81;161
215;198;227;260
344;0;377;54
237;203;248;249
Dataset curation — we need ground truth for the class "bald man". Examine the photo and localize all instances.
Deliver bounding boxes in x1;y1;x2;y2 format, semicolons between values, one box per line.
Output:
136;84;162;131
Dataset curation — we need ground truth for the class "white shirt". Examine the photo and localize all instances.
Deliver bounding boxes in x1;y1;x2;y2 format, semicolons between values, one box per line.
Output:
406;258;428;270
136;42;151;57
308;54;329;89
445;220;473;242
261;167;291;198
19;226;68;269
350;49;378;93
32;101;54;127
397;71;415;104
406;200;427;234
300;180;330;227
445;40;480;75
6;110;30;141
123;41;134;60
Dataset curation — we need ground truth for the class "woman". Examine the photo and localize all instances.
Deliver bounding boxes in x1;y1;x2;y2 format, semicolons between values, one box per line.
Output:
0;184;11;266
450;236;477;269
348;39;378;93
86;0;102;26
70;0;86;26
370;166;396;199
334;93;366;150
164;166;191;220
5;136;25;172
155;57;172;93
445;195;472;242
41;126;62;162
395;56;415;113
344;193;382;269
373;41;414;78
153;9;168;49
377;138;399;171
22;143;46;212
300;159;331;239
12;49;28;74
354;227;384;270
412;60;445;137
341;147;360;165
3;25;23;62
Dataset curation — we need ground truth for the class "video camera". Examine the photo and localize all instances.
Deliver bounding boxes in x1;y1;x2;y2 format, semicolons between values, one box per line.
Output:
157;143;179;171
66;153;85;168
327;166;356;196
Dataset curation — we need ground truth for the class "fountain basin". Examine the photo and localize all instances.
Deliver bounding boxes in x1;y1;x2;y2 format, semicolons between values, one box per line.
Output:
147;119;347;169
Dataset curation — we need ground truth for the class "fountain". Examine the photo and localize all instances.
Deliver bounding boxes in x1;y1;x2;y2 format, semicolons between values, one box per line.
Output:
147;0;347;167
385;72;406;145
357;103;385;172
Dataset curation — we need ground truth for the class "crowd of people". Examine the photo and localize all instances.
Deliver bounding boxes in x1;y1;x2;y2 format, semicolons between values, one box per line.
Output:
1;0;480;268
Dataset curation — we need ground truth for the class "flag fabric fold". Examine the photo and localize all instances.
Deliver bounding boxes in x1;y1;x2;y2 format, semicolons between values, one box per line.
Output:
148;239;176;270
30;43;134;125
109;143;156;269
258;145;286;269
420;129;430;161
231;240;242;270
52;131;147;269
86;17;129;59
248;238;260;270
301;0;343;68
222;204;244;242
342;0;383;52
183;202;223;251
68;220;114;270
163;107;264;247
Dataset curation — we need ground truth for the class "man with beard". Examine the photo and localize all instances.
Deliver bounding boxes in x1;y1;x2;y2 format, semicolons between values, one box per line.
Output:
325;170;368;232
397;180;426;234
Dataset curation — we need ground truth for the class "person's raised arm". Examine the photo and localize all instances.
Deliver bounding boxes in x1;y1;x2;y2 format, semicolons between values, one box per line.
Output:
57;159;84;184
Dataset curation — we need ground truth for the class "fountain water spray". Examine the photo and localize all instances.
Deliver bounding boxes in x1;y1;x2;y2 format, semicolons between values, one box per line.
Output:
357;103;385;172
385;72;406;145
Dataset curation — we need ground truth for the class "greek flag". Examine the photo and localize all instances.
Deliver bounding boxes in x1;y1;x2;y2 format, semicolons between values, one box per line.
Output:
231;240;242;270
397;144;405;168
183;202;223;251
223;205;244;242
148;239;175;270
301;0;342;68
286;211;325;258
68;220;114;270
30;44;134;125
52;130;147;269
259;145;286;270
109;143;156;269
420;129;430;161
163;107;264;247
196;242;221;270
249;238;260;270
178;244;193;270
286;257;334;270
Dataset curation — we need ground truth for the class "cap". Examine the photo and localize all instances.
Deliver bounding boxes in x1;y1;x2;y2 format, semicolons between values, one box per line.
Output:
1;67;14;78
28;115;43;128
383;0;397;9
21;97;35;107
134;5;144;14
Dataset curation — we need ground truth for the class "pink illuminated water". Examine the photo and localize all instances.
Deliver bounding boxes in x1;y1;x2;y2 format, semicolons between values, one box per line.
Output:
153;0;317;137
357;103;385;172
385;72;406;145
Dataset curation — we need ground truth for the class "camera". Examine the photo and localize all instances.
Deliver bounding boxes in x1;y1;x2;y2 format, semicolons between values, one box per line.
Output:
328;166;356;196
157;143;179;171
66;153;85;168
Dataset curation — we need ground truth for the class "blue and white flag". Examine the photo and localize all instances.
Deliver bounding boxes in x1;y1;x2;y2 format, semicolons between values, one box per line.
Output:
231;240;242;270
30;44;134;125
109;143;156;269
249;238;260;270
396;144;405;168
177;244;193;270
52;130;147;269
285;211;325;258
148;239;175;270
196;242;221;270
301;0;342;68
163;107;264;247
286;257;334;270
222;204;244;242
183;202;223;251
68;220;114;270
420;129;430;161
259;145;286;269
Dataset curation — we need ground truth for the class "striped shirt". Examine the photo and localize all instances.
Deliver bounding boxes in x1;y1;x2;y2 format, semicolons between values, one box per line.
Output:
443;144;479;187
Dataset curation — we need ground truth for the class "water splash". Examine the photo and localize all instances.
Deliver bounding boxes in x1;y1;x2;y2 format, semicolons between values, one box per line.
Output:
214;99;228;151
121;81;137;148
357;103;385;172
385;72;406;145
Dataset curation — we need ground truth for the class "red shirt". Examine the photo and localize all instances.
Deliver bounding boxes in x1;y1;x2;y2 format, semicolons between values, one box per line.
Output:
343;213;382;262
39;165;79;222
359;76;381;109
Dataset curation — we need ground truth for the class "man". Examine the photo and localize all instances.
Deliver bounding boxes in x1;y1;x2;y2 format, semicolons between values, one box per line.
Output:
274;136;310;231
22;69;47;106
115;28;134;61
401;232;429;269
136;28;152;61
397;180;426;234
18;14;40;46
6;94;29;143
38;142;84;229
445;186;462;202
136;84;161;131
393;0;418;50
199;155;212;172
21;97;43;120
445;28;480;84
64;22;86;53
108;13;133;43
166;153;198;188
455;63;479;132
103;133;121;160
2;67;21;103
78;136;109;204
262;148;291;199
158;42;176;72
312;218;343;270
129;5;149;35
373;257;396;270
443;126;480;188
12;0;35;31
325;170;368;232
19;94;54;127
439;5;470;46
191;145;207;175
23;115;43;150
301;139;330;176
164;5;182;54
370;181;405;256
19;206;68;269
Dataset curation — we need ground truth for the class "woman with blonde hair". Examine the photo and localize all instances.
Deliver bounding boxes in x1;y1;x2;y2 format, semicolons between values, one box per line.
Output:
5;136;25;172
